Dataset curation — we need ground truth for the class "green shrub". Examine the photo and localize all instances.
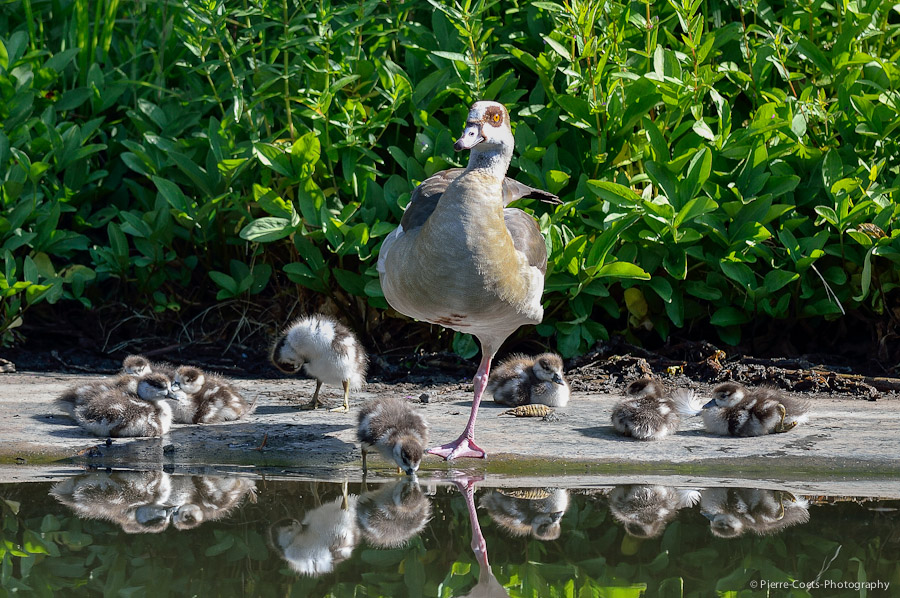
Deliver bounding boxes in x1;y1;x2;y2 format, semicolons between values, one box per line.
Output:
1;0;899;355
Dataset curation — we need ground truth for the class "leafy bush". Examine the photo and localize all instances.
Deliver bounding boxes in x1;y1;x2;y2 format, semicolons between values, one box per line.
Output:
1;0;899;356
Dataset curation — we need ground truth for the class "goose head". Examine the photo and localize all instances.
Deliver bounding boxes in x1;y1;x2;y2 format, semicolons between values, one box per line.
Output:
533;353;565;385
454;101;514;174
174;366;206;395
705;382;745;409
137;373;178;401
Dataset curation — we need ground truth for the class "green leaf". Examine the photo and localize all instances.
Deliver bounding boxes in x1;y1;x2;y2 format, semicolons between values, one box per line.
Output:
763;270;798;293
597;262;650;280
710;306;750;326
239;217;294;243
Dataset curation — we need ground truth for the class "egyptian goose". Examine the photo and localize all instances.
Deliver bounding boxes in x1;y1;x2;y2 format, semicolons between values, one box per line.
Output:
700;487;810;537
69;373;177;437
357;397;428;475
171;365;256;424
121;354;177;378
50;470;175;534
270;314;368;413
611;378;694;440
608;484;701;539
268;486;359;576
479;488;569;540
169;475;257;530
487;352;569;407
356;478;432;548
377;100;555;459
699;382;810;436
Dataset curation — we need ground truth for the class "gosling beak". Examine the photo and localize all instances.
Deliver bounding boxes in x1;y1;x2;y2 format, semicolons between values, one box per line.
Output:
453;122;484;151
551;373;564;385
166;388;179;400
702;399;717;409
701;511;715;521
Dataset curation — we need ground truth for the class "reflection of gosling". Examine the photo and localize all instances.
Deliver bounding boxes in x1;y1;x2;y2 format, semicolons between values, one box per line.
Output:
608;485;700;539
479;488;569;540
270;314;368;413
701;382;810;437
611;378;691;440
356;479;432;548
700;487;810;538
172;366;255;424
168;475;257;530
268;491;359;577
71;373;176;437
357;398;428;475
487;353;569;407
50;470;175;534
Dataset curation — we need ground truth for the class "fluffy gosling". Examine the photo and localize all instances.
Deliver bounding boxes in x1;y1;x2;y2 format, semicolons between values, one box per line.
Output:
357;398;428;475
270;314;368;413
487;353;570;407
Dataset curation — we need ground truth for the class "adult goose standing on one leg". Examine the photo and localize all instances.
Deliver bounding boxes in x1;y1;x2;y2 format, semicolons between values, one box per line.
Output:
377;101;553;460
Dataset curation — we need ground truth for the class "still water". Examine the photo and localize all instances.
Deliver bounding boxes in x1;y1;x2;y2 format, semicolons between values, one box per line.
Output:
1;471;898;596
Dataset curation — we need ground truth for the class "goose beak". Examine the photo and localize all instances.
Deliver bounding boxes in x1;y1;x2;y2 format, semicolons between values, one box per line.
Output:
454;123;484;150
551;373;564;385
702;399;717;409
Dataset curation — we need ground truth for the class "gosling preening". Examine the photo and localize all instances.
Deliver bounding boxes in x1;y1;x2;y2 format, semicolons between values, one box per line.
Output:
611;378;692;440
171;366;255;424
487;353;570;407
357;398;428;475
270;314;368;413
70;373;177;438
700;382;810;437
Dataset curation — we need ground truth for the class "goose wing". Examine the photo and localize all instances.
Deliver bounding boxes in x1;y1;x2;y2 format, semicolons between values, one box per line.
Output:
399;168;560;232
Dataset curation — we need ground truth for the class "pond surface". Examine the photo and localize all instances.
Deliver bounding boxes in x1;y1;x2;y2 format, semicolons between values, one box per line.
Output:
1;471;898;597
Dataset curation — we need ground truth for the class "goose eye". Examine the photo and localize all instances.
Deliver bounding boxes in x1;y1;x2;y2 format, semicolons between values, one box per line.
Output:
492;113;501;123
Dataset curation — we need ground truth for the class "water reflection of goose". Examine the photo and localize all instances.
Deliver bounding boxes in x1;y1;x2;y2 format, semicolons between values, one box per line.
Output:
268;483;359;576
168;475;257;530
356;478;432;548
50;470;174;534
478;488;569;540
452;476;509;598
700;487;810;538
50;471;257;533
608;485;700;539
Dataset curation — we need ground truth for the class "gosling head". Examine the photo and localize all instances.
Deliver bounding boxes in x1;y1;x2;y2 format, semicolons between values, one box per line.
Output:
171;504;204;530
270;323;309;375
533;353;566;385
393;436;424;476
625;378;664;399
174;366;206;395
137;373;178;401
705;382;745;409
123;355;152;377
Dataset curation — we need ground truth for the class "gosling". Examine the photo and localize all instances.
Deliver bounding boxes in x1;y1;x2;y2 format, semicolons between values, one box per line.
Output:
357;398;428;475
487;353;570;407
611;378;692;440
171;366;255;424
701;382;810;436
270;314;368;413
71;373;177;437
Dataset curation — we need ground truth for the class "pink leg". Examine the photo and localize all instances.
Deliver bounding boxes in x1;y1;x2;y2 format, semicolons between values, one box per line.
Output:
451;476;488;568
429;352;493;460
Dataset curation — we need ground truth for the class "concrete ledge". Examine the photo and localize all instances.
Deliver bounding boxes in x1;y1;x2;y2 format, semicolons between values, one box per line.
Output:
2;371;898;490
